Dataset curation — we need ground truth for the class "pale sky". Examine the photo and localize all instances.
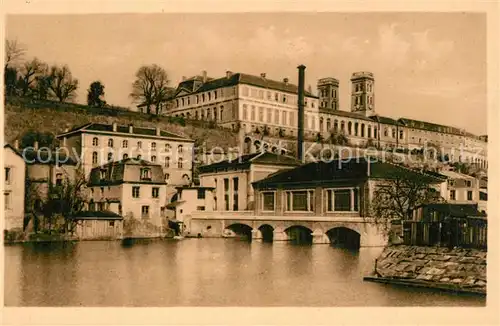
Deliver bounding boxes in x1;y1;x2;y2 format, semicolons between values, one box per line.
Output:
6;13;487;135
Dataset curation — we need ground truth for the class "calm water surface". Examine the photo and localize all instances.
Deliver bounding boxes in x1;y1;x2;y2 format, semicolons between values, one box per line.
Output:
4;239;485;306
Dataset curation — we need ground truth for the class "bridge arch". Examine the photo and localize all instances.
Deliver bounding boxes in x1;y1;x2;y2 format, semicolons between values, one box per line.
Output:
326;227;361;249
258;224;274;243
225;223;253;241
284;225;313;245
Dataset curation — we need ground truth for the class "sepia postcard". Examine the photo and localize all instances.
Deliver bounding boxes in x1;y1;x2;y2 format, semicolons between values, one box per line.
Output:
1;0;499;325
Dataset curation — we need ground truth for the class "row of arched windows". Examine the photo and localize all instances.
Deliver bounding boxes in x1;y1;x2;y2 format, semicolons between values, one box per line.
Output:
91;152;185;168
92;137;183;153
175;106;224;122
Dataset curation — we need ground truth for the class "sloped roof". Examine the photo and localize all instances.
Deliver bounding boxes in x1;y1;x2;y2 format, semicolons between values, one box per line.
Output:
252;157;446;188
88;158;165;186
439;170;476;180
398;117;481;138
370;115;403;126
56;123;193;142
319;108;373;122
71;210;123;220
420;203;487;219
174;73;317;98
3;144;26;160
198;151;302;174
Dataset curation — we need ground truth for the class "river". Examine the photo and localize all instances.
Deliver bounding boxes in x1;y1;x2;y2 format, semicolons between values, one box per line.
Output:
4;238;485;307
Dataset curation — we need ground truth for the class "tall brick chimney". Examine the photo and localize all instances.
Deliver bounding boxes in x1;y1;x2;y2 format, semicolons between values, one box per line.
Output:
297;65;306;162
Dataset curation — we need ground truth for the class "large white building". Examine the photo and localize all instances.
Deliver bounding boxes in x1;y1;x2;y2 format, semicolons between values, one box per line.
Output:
163;70;488;168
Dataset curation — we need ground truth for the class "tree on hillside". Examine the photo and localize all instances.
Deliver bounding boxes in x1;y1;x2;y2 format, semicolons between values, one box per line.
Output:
20;130;57;149
130;64;170;115
33;75;53;100
369;168;446;232
87;81;105;107
18;57;48;97
48;65;79;102
4;39;26;69
4;67;18;96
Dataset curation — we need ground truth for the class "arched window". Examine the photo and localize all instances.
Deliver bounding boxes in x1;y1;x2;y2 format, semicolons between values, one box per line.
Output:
384;128;389;137
107;152;113;161
151;142;156;150
319;118;324;131
178;158;184;169
137;141;142;149
348;121;352;135
361;124;365;137
165;173;170;182
354;122;359;136
151;155;157;163
178;145;183;154
367;126;372;138
340;121;345;133
92;137;99;147
333;119;338;132
165;144;171;152
326;119;331;131
122;140;128;148
374;127;378;138
165;157;170;168
123;153;129;160
213;108;217;121
92;152;98;164
137;154;142;160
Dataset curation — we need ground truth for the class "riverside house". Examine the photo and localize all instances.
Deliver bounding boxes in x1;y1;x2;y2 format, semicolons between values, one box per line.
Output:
87;158;168;228
3;143;26;231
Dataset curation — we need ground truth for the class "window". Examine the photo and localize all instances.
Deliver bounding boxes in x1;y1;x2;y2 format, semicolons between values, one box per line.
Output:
348;121;352;135
178;145;183;154
197;206;206;211
100;169;106;180
151;142;156;150
107;153;113;161
259;108;264;122
266;108;272;123
243;105;248;120
165;144;171;152
251;106;256;121
392;129;396;138
274;109;279;124
326;188;359;212
151;155;157;163
448;180;455;187
108;138;114;147
152;187;159;198
137;141;142;149
141;205;150;219
132;186;140;198
450;190;456;200
224;178;230;211
467;191;473;201
233;177;239;211
262;192;275;211
178;158;183;169
275;93;279;101
327;119;331;131
374;127;378;138
384;128;389;137
140;168;151;180
165;157;170;168
109;221;115;227
123;154;129;160
354;122;359;136
220;107;223;120
213;108;217;121
466;180;472;187
56;173;63;186
197;189;205;199
4;192;11;210
361;124;365;137
164;173;170;183
5;168;10;184
285;190;314;212
122;140;128;148
92;137;99;146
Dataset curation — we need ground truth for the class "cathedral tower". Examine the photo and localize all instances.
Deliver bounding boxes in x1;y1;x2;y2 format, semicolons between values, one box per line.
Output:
317;77;339;110
350;72;375;117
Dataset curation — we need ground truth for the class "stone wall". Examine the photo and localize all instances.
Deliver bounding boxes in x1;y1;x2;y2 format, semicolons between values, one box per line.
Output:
374;245;486;294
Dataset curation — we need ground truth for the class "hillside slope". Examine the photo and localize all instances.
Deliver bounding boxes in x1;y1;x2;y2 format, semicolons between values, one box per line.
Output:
4;97;240;151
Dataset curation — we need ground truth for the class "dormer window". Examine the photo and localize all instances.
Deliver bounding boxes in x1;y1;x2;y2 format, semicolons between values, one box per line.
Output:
141;168;152;181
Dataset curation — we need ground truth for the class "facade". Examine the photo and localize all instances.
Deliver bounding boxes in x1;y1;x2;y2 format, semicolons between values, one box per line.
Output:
164;70;487;167
3;144;26;231
56;122;195;201
438;170;487;213
197;151;302;212
167;186;215;228
87;158;168;227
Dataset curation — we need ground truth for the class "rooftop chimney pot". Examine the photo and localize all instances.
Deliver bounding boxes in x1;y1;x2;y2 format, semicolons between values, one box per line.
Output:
156;127;161;136
283;78;289;84
226;71;233;79
202;70;208;83
128;124;133;133
112;122;117;132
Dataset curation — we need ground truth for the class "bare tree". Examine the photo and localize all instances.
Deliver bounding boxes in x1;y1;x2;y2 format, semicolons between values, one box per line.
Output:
369;168;446;231
130;64;170;115
18;57;48;96
49;64;79;102
4;39;26;69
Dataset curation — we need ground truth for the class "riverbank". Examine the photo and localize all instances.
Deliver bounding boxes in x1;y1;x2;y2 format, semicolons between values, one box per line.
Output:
365;245;486;295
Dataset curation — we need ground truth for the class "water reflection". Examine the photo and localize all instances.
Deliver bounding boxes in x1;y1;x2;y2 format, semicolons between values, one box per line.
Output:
4;239;486;307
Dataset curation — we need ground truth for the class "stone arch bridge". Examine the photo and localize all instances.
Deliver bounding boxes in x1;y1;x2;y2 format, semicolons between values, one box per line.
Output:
185;213;387;248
